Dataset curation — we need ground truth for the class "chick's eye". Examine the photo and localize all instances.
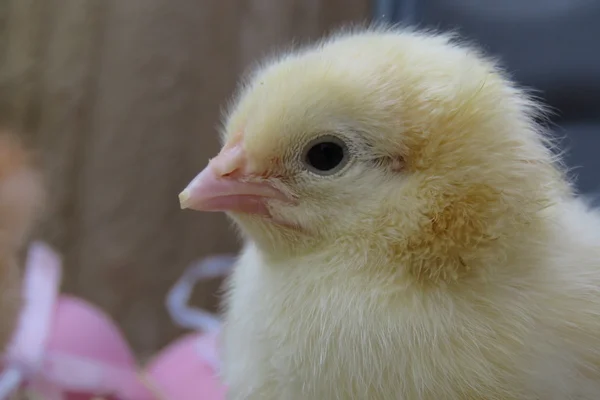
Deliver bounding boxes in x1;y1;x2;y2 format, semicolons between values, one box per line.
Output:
302;135;349;176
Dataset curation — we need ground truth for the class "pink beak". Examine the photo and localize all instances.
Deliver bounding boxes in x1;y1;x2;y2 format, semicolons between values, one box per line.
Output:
179;142;290;216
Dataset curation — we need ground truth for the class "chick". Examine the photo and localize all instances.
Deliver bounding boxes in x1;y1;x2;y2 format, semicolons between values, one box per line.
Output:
0;132;43;351
180;27;600;399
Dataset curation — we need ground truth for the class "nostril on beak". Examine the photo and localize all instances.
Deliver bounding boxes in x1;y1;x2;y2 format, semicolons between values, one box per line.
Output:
210;144;247;178
221;168;240;178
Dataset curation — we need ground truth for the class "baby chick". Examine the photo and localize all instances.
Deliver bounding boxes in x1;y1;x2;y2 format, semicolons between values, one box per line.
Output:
0;132;43;351
180;27;600;399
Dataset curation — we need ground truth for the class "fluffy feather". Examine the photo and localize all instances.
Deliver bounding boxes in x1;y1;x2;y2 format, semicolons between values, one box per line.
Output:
199;27;600;399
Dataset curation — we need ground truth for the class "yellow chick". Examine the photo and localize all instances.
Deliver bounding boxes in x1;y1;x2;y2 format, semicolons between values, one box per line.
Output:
180;27;600;399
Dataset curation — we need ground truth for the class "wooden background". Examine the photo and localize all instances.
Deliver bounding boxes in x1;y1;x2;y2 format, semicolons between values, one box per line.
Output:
0;0;370;358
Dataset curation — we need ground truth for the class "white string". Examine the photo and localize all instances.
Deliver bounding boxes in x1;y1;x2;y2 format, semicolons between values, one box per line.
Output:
0;367;23;400
165;255;236;333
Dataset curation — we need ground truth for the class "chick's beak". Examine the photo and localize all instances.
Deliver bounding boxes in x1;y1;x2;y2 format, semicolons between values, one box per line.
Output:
179;142;289;215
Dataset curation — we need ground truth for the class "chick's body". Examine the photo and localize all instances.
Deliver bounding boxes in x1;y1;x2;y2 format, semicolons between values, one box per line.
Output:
183;28;600;399
225;209;600;400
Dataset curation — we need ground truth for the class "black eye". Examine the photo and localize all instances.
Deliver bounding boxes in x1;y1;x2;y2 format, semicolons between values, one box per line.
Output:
302;135;349;175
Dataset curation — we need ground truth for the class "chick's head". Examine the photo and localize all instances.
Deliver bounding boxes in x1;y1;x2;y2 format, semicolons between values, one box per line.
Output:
181;28;568;282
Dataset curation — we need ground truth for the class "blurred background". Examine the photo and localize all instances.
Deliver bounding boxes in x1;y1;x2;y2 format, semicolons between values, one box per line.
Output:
0;0;598;359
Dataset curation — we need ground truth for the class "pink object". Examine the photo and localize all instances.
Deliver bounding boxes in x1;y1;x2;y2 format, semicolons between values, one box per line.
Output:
145;331;224;400
0;243;234;400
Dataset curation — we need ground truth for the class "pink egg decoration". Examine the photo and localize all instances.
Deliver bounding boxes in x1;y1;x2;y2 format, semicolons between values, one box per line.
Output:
145;330;225;400
40;295;155;400
0;243;233;400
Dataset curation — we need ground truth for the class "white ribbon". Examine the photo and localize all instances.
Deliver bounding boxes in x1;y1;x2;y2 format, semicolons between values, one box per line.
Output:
165;255;236;374
165;255;236;333
0;241;62;399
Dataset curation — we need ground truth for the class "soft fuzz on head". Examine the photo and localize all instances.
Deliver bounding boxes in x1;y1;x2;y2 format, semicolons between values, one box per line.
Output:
220;26;569;283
